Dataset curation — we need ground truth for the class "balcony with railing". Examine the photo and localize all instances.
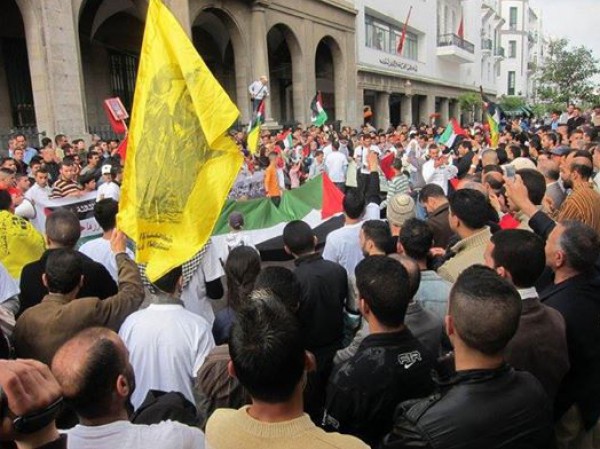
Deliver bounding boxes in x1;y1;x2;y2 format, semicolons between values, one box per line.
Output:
437;33;475;63
494;46;505;59
482;38;493;55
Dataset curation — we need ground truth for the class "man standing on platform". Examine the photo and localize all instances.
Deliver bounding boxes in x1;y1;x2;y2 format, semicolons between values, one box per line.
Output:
248;75;269;112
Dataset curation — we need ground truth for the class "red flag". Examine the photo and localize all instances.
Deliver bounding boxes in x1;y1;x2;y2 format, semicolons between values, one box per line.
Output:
117;135;128;161
457;15;464;39
380;152;396;180
102;98;128;134
397;6;413;55
321;173;345;219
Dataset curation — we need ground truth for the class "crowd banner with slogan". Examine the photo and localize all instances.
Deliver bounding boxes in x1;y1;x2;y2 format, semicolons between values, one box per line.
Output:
211;174;344;261
31;192;102;240
0;211;45;279
118;0;243;282
247;99;265;155
480;86;501;148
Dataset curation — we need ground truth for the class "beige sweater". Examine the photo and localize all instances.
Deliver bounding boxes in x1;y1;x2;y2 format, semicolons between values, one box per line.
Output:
206;406;369;449
437;227;492;283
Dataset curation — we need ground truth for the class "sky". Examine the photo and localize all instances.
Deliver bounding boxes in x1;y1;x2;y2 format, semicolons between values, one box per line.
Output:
530;0;600;62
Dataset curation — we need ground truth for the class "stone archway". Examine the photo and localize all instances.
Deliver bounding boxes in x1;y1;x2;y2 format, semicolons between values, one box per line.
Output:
267;23;303;125
315;35;344;124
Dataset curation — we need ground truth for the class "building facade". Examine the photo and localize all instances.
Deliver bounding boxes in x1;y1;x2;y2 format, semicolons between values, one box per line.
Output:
498;0;544;100
355;0;506;129
0;0;358;144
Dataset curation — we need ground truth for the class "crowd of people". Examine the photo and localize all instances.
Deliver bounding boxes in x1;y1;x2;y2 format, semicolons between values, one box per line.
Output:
0;102;599;449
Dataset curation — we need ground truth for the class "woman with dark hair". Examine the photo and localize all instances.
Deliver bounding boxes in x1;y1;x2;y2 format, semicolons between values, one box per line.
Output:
212;246;261;345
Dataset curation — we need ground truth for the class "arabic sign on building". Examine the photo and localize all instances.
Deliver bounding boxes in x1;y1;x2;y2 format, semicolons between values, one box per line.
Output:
379;57;419;73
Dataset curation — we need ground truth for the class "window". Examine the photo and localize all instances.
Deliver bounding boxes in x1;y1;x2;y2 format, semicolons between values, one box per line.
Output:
109;52;138;113
509;40;517;58
509;7;518;30
365;15;418;61
508;71;516;95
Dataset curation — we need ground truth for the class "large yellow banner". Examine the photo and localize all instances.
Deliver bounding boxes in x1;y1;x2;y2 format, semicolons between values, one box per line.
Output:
118;0;242;282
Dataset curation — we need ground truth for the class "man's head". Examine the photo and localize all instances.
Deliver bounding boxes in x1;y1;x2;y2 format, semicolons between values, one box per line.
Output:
283;220;316;257
259;75;268;85
55;134;69;149
560;151;593;189
13;148;24;162
485;230;545;289
86;150;101;168
0;157;16;173
537;156;560;183
355;255;411;329
542;132;558;150
254;267;302;312
43;249;83;295
0;189;12;211
481;149;499;167
59;159;76;182
94;199;118;233
390;254;421;301
0;168;15;189
15;174;30;192
314;150;324;164
399;218;434;262
360;220;392;256
545;221;600;276
52;328;135;421
228;294;309;403
448;189;489;234
343;190;365;220
45;209;81;248
419;183;447;214
457;140;473;157
14;133;27;150
151;266;183;295
386;193;416;232
447;265;521;356
34;168;49;188
508;169;546;211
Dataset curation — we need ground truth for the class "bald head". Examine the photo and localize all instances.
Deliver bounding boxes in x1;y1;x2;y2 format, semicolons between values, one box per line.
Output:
52;328;132;420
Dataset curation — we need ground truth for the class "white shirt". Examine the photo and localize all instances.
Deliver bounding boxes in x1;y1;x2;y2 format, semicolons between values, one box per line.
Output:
66;420;204;449
322;144;333;159
96;181;120;202
78;237;135;282
119;304;215;409
355;145;381;174
421;159;458;195
325;151;348;183
0;262;18;303
24;183;51;204
248;80;269;100
181;242;224;325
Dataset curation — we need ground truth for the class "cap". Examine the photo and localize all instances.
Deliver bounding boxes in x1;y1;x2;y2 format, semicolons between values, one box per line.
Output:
550;146;571;157
101;164;113;175
228;212;244;230
386;194;416;227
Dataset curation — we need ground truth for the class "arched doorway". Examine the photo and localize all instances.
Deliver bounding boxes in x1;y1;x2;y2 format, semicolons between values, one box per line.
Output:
0;0;35;135
267;25;294;125
315;36;344;124
79;0;144;134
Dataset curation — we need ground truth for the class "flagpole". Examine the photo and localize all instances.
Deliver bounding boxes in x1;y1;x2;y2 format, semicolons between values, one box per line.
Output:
397;6;413;56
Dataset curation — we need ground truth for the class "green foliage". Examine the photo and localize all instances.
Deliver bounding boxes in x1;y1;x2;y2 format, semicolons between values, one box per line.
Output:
499;96;526;110
458;92;480;111
537;38;600;105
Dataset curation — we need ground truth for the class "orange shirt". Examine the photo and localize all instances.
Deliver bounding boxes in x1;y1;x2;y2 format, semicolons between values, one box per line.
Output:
264;164;281;197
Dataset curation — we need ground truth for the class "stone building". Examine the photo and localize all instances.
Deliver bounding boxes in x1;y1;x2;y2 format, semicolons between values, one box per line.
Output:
0;0;357;144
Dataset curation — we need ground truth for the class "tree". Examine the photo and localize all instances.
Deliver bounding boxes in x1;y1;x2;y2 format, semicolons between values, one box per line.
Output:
499;96;526;111
537;38;600;106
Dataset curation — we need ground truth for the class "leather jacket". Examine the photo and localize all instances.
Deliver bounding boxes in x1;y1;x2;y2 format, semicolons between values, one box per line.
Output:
381;364;553;449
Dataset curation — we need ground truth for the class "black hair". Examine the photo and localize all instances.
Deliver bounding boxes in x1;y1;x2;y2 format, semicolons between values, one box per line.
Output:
225;246;261;311
355;255;410;328
343;189;365;219
516;169;546;206
93;199;118;232
151;266;183;294
283;220;315;256
0;190;12;211
362;220;393;254
46;209;81;248
482;164;503;175
449;265;521;355
229;295;305;403
399;218;434;261
508;145;521;159
546;132;559;147
449;189;489;230
45;249;83;294
254;267;302;312
419;183;445;203
559;221;600;274
491;230;545;288
460;141;473;152
496;147;508;165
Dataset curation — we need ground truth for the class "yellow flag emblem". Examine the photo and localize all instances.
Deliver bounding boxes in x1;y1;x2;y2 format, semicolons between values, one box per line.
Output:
118;0;243;282
0;211;45;279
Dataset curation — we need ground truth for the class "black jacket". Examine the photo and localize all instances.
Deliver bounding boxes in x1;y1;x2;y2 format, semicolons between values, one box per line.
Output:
19;249;118;317
381;365;553;449
323;329;435;448
539;274;600;429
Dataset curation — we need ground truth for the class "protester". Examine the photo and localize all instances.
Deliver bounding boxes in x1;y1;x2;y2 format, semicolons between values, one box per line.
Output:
96;164;121;202
418;183;453;248
49;157;82;199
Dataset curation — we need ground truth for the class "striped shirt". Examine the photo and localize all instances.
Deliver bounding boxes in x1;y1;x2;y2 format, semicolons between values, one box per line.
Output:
557;183;600;234
382;174;410;208
50;178;82;199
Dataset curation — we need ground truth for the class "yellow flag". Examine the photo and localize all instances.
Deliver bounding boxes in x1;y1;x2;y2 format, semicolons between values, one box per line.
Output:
0;211;45;279
118;0;243;282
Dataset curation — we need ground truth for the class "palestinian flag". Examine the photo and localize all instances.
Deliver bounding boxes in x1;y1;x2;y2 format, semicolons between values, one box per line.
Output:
247;99;265;154
310;92;328;127
438;118;467;148
211;174;344;261
481;87;501;148
283;131;293;149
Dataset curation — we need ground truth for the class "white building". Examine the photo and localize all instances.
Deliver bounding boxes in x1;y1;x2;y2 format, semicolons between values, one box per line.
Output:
354;0;505;128
498;0;544;100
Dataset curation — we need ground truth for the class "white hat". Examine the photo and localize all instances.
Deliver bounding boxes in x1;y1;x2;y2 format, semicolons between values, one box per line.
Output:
101;164;113;175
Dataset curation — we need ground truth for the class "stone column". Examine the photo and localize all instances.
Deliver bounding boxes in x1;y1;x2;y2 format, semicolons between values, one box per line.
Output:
439;98;450;125
419;95;435;124
18;0;88;139
474;104;483;123
400;95;413;126
375;92;390;130
250;3;275;124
